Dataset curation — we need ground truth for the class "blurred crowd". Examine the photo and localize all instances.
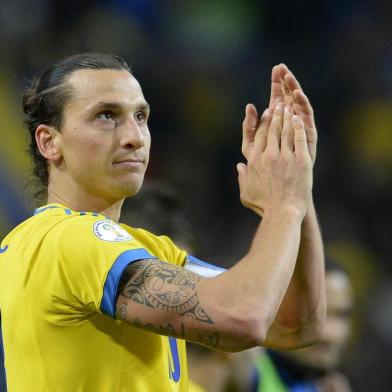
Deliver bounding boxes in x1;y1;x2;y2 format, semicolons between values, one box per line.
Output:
0;1;392;390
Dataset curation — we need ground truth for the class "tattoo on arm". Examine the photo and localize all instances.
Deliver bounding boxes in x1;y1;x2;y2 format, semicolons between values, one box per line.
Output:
128;317;220;349
117;259;214;324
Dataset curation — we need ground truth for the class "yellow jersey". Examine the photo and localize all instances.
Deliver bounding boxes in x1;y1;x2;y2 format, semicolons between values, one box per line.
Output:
0;203;189;391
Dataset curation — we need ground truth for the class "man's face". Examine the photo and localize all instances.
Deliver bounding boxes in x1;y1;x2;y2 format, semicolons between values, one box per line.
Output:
284;271;353;371
54;69;151;201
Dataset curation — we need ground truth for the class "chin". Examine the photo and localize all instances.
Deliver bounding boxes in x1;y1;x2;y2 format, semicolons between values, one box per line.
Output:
120;178;145;198
98;172;145;201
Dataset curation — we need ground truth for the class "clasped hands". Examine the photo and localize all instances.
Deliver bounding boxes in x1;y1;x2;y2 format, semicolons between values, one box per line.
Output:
238;64;317;218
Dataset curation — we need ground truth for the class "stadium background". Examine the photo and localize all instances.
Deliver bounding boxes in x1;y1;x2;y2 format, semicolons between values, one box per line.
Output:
0;1;391;390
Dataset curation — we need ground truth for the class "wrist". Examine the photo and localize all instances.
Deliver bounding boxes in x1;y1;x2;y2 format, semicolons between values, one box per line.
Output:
303;195;315;218
263;204;305;223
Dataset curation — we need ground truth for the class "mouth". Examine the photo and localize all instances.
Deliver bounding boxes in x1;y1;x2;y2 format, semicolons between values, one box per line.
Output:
112;157;145;169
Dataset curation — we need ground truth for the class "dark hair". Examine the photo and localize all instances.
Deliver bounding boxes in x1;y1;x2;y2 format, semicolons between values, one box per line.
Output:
23;52;131;196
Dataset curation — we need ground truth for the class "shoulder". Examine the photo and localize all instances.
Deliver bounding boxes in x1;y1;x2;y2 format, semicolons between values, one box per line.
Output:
123;225;175;246
36;210;144;263
49;211;131;244
120;224;187;266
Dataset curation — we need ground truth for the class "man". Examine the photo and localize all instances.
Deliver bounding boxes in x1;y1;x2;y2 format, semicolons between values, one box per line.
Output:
254;262;353;392
0;53;325;391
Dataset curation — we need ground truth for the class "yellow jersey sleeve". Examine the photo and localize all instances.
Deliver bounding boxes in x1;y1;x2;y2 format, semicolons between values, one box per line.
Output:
40;215;157;322
123;225;188;267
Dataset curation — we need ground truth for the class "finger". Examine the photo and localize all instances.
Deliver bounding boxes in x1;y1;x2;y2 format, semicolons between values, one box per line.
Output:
253;108;272;153
242;103;259;158
283;71;303;94
292;90;317;141
281;105;294;153
292;90;317;164
292;115;308;156
282;78;294;106
269;64;289;108
236;162;248;192
284;73;314;123
293;89;314;117
266;102;284;152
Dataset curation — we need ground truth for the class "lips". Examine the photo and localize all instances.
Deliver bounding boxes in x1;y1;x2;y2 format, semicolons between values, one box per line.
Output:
112;157;145;169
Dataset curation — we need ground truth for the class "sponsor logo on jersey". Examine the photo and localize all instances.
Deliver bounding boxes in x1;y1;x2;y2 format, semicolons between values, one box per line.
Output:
93;221;132;242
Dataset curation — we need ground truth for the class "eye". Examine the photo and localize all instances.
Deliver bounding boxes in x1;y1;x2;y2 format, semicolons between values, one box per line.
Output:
96;111;115;122
134;111;147;124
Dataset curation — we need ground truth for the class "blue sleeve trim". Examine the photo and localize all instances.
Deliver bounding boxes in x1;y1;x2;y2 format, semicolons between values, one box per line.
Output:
184;255;226;278
100;248;156;317
186;255;226;271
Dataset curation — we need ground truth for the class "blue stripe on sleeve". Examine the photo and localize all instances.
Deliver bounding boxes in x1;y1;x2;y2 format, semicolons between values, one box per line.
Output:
184;255;226;278
186;255;226;271
100;249;156;318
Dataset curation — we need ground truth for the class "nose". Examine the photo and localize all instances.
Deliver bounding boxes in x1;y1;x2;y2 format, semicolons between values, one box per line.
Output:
120;117;145;150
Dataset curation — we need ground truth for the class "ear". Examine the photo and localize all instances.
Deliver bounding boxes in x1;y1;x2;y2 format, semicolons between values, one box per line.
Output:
35;124;62;161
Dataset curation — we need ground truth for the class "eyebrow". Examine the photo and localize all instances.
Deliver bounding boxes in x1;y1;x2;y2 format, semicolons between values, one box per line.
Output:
92;101;150;112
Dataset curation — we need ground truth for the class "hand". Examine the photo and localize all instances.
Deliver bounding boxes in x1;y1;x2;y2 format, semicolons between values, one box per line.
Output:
242;64;317;166
237;102;313;218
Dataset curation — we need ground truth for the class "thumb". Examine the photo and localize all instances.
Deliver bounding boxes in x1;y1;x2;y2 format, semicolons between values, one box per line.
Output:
242;104;259;158
237;162;248;190
244;103;258;130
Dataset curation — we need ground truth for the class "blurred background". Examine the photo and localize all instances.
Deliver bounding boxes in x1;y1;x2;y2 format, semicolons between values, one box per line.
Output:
0;0;391;390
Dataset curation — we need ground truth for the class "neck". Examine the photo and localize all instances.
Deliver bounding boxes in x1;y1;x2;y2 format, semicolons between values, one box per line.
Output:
47;182;125;223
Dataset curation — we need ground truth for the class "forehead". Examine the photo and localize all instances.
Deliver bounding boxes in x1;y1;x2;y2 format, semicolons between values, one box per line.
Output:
66;69;145;108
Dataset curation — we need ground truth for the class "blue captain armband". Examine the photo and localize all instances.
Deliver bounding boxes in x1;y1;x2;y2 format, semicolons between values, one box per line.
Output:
100;248;156;317
184;255;226;278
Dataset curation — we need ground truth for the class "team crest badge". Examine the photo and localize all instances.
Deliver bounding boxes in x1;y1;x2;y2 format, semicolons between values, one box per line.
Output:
93;220;132;242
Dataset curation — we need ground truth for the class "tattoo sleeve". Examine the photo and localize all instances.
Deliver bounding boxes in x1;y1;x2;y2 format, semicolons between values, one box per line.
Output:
117;259;214;324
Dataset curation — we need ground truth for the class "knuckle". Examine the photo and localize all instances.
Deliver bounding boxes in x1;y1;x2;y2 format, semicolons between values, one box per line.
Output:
264;150;278;162
295;136;307;143
297;156;311;168
247;155;257;167
260;130;268;139
281;152;292;164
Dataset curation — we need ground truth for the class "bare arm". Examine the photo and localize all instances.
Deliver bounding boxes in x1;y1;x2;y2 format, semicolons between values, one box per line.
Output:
116;258;221;349
117;102;314;351
241;64;326;348
263;200;325;348
116;205;303;352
